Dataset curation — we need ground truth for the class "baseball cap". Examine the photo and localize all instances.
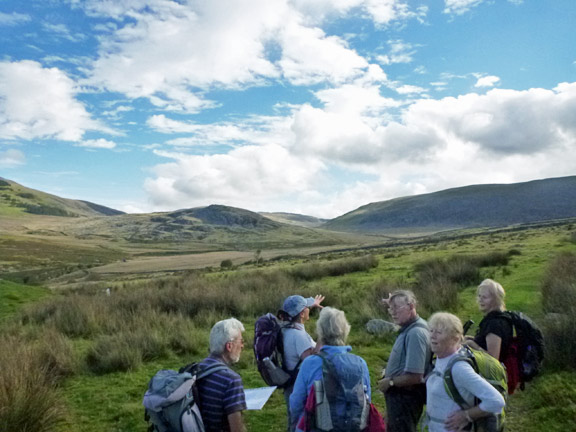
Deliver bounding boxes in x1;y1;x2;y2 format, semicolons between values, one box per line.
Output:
282;295;315;318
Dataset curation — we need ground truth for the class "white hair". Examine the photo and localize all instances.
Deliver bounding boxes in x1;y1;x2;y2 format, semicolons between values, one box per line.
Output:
209;318;245;355
316;307;351;346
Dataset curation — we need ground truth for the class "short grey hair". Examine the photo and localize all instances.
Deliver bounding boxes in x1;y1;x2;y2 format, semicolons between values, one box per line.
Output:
390;290;417;308
428;312;463;343
478;279;506;310
209;318;245;355
316;307;351;346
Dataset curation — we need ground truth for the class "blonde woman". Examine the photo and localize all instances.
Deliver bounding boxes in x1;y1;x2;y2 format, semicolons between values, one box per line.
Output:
425;312;505;432
465;279;513;362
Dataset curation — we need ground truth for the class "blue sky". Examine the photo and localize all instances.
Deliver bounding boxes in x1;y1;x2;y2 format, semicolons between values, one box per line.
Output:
1;0;575;217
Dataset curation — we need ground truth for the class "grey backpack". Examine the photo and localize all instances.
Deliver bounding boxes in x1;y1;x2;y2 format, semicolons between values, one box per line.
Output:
143;363;228;432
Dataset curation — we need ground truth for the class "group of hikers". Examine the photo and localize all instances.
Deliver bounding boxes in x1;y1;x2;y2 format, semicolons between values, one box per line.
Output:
144;278;544;432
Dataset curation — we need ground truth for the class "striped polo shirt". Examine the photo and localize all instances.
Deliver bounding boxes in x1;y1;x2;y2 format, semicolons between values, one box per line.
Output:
196;356;247;432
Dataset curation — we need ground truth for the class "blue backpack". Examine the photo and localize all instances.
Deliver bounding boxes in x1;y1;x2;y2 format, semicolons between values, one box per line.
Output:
143;363;228;432
312;351;370;432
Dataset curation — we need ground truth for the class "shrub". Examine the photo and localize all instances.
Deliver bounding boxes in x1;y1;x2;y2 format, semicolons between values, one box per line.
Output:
0;336;67;432
288;255;378;281
542;314;576;371
541;252;576;314
414;256;480;288
33;328;77;384
414;273;460;314
86;335;142;374
220;259;233;269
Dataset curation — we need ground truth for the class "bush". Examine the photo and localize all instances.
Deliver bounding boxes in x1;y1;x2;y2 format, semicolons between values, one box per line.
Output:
288;255;378;281
542;314;576;371
33;329;77;384
86;335;142;374
414;271;460;313
0;336;67;432
220;259;233;269
541;252;576;314
414;256;480;288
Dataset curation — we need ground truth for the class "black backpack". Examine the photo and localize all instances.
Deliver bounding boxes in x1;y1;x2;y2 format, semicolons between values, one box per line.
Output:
254;312;298;388
502;311;545;387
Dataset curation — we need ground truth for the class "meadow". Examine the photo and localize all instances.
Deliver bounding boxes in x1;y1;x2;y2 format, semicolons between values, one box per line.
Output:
1;222;576;431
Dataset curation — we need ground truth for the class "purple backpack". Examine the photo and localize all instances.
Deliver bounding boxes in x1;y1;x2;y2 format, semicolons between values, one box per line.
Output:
254;313;296;387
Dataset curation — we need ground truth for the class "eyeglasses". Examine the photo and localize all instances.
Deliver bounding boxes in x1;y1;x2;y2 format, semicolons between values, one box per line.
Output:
388;304;409;313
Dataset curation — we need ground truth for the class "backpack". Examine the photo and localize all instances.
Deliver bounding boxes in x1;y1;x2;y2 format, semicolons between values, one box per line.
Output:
143;363;228;432
501;311;544;390
311;351;370;432
443;345;508;432
254;312;296;387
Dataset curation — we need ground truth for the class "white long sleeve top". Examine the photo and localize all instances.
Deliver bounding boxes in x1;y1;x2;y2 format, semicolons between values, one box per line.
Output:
425;351;505;432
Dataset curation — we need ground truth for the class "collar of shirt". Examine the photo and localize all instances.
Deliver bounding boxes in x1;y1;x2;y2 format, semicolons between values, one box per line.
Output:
398;315;421;334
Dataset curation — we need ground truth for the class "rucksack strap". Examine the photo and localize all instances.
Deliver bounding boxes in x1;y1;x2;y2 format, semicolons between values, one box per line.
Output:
444;349;476;409
196;363;230;380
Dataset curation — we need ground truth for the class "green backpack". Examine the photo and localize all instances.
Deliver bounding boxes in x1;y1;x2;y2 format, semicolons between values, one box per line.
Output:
443;345;508;432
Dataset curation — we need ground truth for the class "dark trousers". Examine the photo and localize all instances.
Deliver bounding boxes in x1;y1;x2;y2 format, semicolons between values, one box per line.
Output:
284;384;296;432
384;385;426;432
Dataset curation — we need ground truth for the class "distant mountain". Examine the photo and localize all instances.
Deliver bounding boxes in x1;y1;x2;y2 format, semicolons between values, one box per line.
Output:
53;203;346;248
260;212;327;228
323;176;576;234
0;177;123;217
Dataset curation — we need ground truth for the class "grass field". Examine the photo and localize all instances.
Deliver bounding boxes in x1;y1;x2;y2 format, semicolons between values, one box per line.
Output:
1;222;575;431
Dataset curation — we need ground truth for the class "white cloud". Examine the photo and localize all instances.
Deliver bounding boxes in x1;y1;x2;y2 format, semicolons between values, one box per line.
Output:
84;0;419;112
475;75;500;88
0;12;30;26
0;149;26;167
443;0;486;15
142;81;576;217
377;40;418;65
443;0;522;15
395;84;427;95
43;23;86;42
76;138;117;149
401;84;576;155
0;60;109;141
145;144;325;209
147;114;293;148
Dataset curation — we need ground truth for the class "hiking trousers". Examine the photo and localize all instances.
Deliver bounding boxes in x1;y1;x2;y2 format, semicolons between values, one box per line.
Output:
385;385;426;432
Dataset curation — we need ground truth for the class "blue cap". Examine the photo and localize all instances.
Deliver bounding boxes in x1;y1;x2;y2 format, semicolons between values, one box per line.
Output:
283;295;315;318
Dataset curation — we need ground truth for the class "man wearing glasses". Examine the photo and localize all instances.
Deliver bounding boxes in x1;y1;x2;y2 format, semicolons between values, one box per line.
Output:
196;318;247;432
378;290;431;432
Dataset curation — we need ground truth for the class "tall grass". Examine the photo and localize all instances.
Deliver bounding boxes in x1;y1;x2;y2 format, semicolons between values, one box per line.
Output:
287;254;378;281
0;336;67;432
540;252;576;371
541;252;576;314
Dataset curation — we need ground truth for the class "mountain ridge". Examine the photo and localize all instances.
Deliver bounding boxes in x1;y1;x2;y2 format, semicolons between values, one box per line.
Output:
323;176;576;233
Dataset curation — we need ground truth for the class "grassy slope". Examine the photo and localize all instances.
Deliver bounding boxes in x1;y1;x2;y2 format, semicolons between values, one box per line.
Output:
3;223;576;431
0;279;51;321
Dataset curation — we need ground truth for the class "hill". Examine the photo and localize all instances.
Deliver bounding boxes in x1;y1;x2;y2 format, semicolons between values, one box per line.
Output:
0;177;123;217
259;212;327;228
59;204;347;249
323;176;576;234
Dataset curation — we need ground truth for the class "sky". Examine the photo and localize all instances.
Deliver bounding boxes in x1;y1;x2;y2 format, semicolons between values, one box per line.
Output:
1;0;575;218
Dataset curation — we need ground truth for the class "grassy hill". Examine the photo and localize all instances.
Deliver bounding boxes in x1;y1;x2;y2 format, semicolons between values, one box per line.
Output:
57;204;349;249
0;177;123;217
260;212;327;228
324;176;576;234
